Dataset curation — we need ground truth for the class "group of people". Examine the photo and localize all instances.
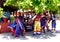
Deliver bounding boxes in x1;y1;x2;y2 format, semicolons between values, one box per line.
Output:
32;11;56;36
8;11;56;37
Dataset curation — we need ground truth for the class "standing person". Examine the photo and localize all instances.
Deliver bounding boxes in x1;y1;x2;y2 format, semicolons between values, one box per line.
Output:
52;15;56;33
44;11;50;32
40;14;47;33
10;12;14;23
32;13;41;36
45;12;50;32
49;11;56;33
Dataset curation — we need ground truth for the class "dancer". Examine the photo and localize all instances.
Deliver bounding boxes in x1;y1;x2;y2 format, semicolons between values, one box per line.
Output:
32;13;41;35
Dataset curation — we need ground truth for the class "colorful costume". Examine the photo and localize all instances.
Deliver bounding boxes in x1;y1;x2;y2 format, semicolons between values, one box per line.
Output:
43;11;50;32
40;16;47;33
32;14;41;35
40;16;46;27
8;16;25;36
8;11;25;36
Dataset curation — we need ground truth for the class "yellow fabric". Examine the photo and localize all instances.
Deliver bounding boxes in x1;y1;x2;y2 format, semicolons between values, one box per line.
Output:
10;15;14;22
34;21;41;32
48;20;52;26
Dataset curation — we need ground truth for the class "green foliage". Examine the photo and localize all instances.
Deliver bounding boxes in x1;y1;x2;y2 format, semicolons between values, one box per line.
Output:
0;7;3;18
4;0;60;14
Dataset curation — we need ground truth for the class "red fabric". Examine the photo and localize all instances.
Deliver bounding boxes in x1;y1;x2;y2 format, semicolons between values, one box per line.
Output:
17;12;21;15
14;11;17;16
3;18;8;23
35;15;41;21
0;22;11;33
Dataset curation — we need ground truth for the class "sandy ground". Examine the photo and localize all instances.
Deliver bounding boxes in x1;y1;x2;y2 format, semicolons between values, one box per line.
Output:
0;20;60;42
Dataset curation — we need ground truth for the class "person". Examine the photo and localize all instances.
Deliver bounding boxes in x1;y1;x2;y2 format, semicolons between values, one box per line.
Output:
45;12;50;32
8;11;25;37
10;12;14;23
40;14;47;33
32;13;41;35
52;16;56;33
49;11;56;33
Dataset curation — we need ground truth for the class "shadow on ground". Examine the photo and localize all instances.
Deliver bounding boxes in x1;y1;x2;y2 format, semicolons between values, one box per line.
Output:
0;30;60;40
